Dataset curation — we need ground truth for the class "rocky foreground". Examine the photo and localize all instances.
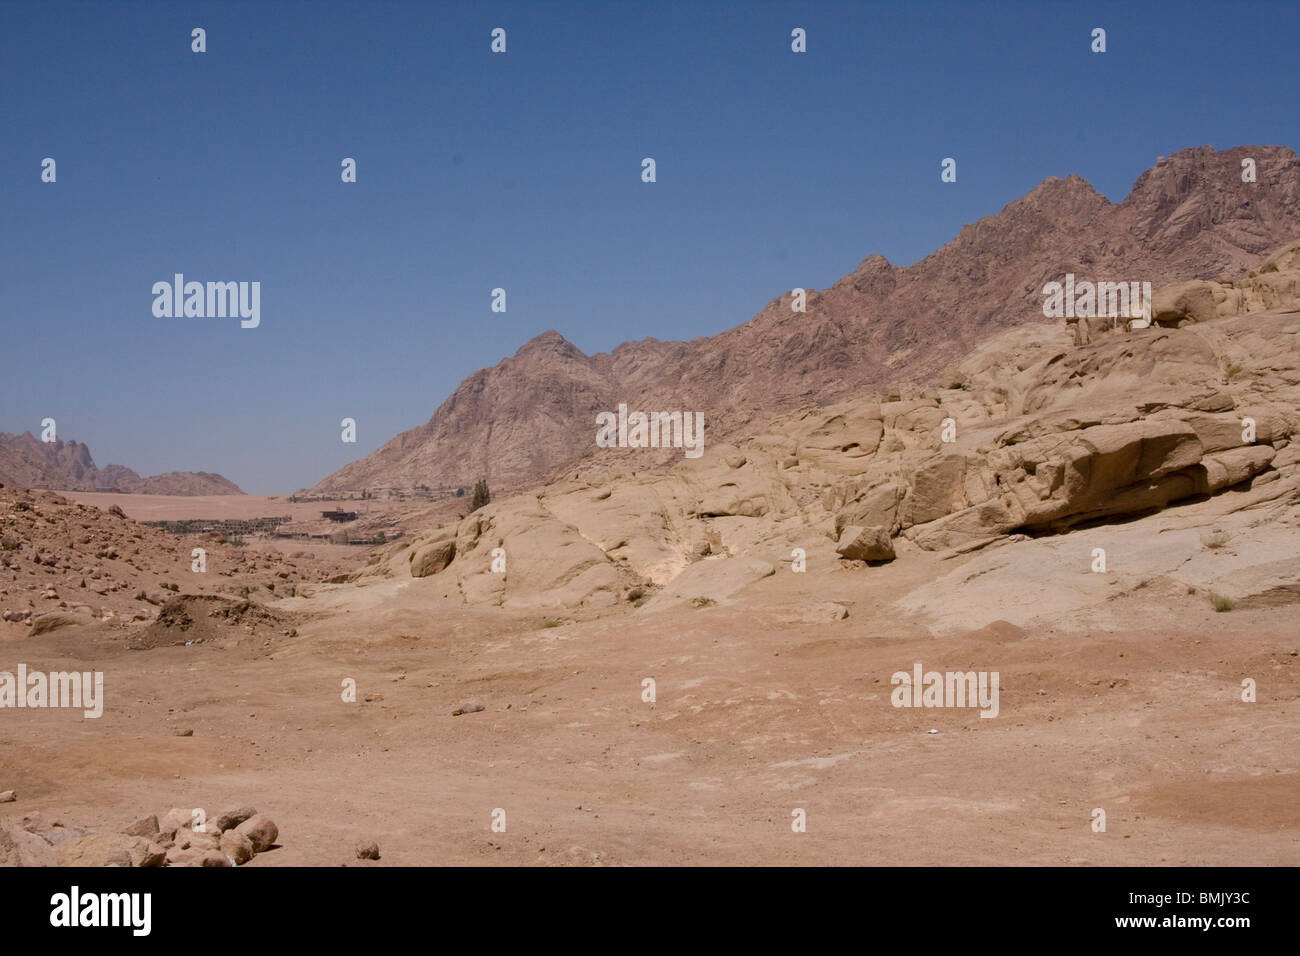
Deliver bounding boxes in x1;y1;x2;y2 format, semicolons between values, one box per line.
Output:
1;805;279;867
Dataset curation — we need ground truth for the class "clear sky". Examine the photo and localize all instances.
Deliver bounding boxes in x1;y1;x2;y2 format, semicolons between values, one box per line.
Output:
2;0;1297;493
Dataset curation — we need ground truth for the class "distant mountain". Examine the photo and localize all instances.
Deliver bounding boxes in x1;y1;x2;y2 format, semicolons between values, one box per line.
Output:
308;144;1300;496
0;433;243;495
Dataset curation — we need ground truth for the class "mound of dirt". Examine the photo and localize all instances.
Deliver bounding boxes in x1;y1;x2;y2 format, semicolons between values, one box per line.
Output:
128;594;298;650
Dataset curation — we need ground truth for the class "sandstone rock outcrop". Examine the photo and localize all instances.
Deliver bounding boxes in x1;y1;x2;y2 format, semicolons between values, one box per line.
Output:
347;241;1300;609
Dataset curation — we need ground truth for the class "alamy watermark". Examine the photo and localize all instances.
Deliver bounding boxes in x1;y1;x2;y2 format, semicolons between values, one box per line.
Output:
50;886;150;936
891;662;999;718
1042;275;1151;325
152;274;260;328
0;665;104;718
596;403;704;458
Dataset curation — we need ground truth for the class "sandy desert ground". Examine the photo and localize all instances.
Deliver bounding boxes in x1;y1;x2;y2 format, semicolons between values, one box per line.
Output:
3;491;1296;866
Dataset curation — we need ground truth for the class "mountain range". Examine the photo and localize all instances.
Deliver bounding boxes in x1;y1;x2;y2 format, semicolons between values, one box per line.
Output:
307;145;1300;498
0;432;243;495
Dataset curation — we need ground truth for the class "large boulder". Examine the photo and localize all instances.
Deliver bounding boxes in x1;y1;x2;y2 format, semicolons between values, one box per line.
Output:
124;815;160;838
409;539;455;578
1151;280;1221;326
235;814;278;853
56;833;165;867
835;525;895;562
213;806;258;832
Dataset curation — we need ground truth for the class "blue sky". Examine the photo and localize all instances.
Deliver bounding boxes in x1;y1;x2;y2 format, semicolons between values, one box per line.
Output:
2;0;1297;493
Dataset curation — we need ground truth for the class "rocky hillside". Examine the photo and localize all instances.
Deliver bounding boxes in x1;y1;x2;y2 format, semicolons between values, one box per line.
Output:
347;240;1300;619
310;144;1300;497
0;483;346;636
0;433;243;495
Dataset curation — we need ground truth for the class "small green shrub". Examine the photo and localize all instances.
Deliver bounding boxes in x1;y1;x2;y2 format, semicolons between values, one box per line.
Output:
1210;593;1236;612
1201;530;1230;550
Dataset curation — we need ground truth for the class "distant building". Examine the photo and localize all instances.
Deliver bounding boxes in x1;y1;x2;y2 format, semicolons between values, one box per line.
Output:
321;509;358;523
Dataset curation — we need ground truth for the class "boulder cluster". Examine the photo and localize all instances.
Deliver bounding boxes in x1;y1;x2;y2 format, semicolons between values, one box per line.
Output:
0;805;279;867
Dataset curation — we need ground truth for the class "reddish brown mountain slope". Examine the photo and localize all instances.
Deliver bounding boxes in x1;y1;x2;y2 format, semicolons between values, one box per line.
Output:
310;145;1300;496
0;433;243;495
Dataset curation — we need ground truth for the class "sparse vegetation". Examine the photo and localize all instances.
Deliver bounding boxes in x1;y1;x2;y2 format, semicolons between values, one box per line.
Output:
538;617;563;628
691;596;717;608
626;587;645;602
470;479;491;513
1202;530;1230;550
1210;592;1236;612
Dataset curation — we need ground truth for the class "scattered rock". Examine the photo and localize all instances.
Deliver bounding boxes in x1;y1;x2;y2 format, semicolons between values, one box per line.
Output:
26;611;85;636
0;790;15;803
355;840;380;860
56;833;161;868
158;807;196;838
235;814;278;852
38;825;91;847
178;830;220;852
165;845;202;866
220;828;255;865
138;843;167;868
0;823;57;867
214;806;258;832
452;700;486;716
124;815;159;838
